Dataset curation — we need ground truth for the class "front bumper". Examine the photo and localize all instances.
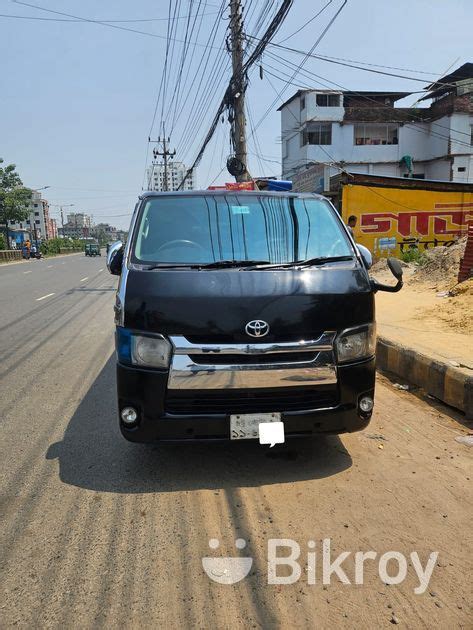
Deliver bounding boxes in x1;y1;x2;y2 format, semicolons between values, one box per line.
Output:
116;357;376;442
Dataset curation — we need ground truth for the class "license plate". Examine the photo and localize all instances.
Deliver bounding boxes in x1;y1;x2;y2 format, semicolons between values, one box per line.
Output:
230;412;283;441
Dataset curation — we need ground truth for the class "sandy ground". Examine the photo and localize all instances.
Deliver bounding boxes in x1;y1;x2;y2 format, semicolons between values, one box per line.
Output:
1;256;472;628
374;267;473;369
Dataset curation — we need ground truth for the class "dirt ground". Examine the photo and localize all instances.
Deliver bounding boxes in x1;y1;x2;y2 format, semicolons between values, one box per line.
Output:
1;254;472;629
418;278;473;335
372;251;473;367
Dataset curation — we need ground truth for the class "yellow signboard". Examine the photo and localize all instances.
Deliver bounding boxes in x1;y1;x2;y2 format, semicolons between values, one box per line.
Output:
341;184;473;256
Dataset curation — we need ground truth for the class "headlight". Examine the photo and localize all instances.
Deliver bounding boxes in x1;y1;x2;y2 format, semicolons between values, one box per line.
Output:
116;328;173;368
336;324;376;363
131;334;172;368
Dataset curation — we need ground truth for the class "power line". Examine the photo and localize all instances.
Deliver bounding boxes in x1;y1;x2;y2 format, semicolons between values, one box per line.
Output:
160;0;182;131
263;70;346;175
249;0;348;139
174;2;229;157
292;52;444;77
169;0;207;133
263;49;473;145
172;0;228;149
0;10;219;23
276;0;334;43
266;60;473;150
9;0;225;49
264;41;461;89
177;0;296;190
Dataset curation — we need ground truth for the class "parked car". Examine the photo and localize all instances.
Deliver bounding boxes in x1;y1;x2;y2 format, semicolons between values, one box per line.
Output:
107;191;402;444
85;243;101;257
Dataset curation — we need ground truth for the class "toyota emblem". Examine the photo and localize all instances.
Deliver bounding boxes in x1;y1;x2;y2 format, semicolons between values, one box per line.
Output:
245;320;270;338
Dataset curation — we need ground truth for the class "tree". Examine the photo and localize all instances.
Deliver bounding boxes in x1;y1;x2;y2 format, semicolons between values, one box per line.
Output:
0;159;32;248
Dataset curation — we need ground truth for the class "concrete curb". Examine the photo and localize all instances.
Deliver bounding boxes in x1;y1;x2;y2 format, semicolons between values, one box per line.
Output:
377;335;472;419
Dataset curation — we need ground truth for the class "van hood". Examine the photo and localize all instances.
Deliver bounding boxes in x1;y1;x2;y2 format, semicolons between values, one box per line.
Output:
122;263;374;342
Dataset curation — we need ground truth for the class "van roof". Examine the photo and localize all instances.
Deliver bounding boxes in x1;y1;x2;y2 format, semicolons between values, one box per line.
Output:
139;190;327;200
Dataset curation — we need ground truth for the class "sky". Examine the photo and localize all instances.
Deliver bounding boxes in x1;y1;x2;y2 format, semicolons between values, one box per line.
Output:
1;0;471;229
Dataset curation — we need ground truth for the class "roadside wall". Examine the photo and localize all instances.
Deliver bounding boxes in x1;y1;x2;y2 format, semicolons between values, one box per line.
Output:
0;250;22;262
340;183;473;256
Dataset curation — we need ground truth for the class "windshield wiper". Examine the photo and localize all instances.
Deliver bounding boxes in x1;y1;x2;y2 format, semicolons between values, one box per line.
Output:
142;263;194;270
142;259;271;271
249;255;354;270
190;259;272;269
142;256;353;271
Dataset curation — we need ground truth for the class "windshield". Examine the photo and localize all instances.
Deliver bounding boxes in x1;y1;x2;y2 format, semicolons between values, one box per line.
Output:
131;194;353;265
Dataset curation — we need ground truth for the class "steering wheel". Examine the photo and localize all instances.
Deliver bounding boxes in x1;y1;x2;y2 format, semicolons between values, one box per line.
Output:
156;239;206;253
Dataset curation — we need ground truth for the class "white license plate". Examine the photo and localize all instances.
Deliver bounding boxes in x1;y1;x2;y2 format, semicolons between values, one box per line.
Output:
230;413;283;441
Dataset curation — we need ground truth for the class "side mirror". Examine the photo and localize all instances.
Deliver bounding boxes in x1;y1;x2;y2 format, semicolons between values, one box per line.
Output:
387;257;403;281
357;244;372;270
107;241;124;276
371;256;403;293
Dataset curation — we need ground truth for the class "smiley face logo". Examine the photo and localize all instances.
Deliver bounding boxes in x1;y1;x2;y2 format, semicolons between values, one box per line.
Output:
202;538;253;584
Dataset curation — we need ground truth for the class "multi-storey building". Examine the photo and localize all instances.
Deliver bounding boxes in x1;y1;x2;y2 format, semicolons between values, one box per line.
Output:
146;161;194;191
7;190;53;246
279;63;473;191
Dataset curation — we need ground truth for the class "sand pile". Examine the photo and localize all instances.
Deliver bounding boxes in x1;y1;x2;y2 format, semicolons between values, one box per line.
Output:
412;237;467;285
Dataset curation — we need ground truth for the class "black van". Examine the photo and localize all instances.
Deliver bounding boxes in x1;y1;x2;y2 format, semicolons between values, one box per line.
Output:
107;191;402;444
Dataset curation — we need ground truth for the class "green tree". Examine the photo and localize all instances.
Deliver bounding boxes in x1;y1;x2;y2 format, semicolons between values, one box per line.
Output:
0;159;32;248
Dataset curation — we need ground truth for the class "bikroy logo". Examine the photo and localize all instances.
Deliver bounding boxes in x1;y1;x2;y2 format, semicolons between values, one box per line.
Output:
203;538;438;594
202;539;253;585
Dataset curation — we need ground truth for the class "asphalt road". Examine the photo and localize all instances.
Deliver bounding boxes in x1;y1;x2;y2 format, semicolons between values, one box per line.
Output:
0;253;471;628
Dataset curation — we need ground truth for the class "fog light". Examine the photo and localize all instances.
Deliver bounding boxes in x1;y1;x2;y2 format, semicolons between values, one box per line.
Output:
359;396;374;413
121;406;138;425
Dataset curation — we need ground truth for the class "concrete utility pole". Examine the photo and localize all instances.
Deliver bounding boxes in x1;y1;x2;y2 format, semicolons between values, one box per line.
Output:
229;0;249;182
151;132;176;191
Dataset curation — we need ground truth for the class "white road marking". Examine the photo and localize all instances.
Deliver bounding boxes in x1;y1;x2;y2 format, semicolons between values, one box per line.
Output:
98;268;104;272
36;292;55;301
62;262;65;265
47;265;53;268
23;270;32;274
80;277;89;282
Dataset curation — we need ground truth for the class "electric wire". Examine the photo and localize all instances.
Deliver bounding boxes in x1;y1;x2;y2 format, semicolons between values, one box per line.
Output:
262;48;473;146
0;10;219;22
9;0;225;49
249;0;348;139
276;0;334;43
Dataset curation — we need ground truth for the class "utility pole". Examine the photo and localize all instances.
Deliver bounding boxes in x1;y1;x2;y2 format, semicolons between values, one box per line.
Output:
229;0;249;182
150;131;176;191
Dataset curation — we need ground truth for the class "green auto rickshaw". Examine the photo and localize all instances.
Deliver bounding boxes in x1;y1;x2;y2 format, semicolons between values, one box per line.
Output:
85;243;101;257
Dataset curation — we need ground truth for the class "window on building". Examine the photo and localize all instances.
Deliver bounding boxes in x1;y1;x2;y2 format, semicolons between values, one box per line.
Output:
35;211;39;216
458;167;466;172
354;124;399;145
35;220;40;224
470;125;473;145
301;123;332;146
300;95;306;111
316;93;340;107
